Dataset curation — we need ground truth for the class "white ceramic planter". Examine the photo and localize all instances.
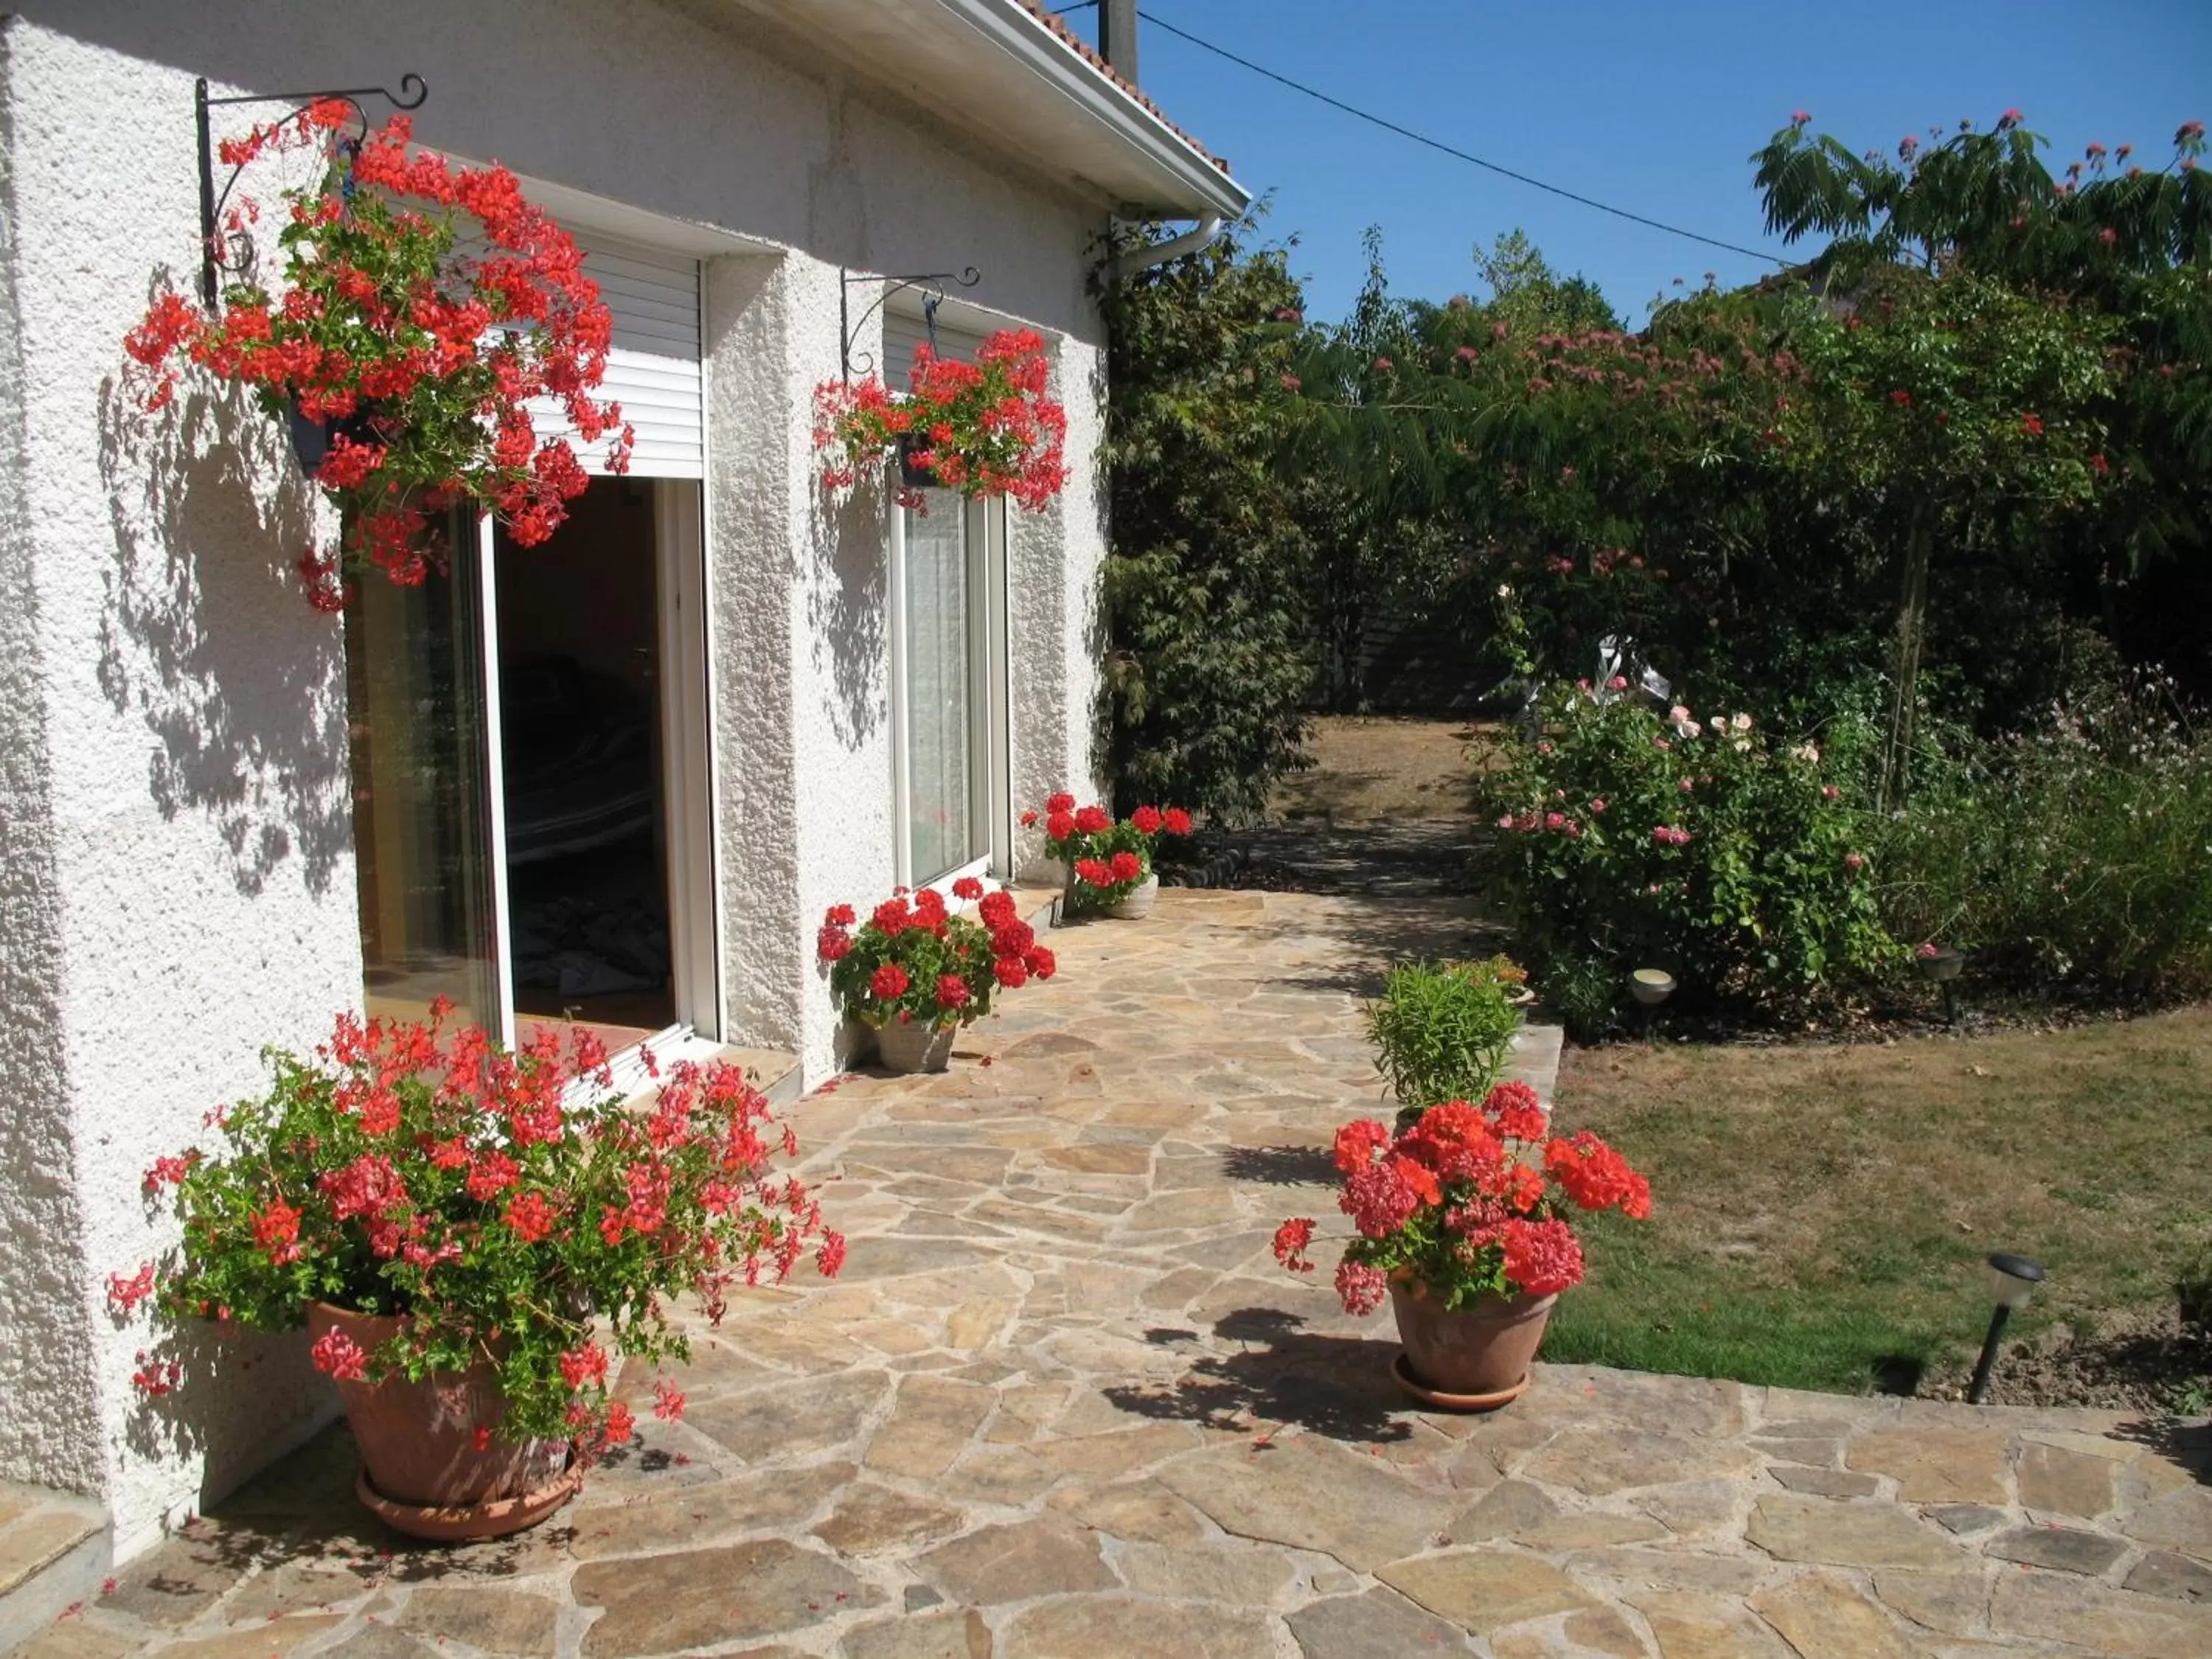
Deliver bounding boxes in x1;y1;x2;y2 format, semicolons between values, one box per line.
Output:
1104;874;1159;920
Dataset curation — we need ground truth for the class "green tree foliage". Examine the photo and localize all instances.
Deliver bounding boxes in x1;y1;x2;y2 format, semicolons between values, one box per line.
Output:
1093;218;1317;819
1289;111;2209;728
1753;109;2212;700
1467;229;1621;336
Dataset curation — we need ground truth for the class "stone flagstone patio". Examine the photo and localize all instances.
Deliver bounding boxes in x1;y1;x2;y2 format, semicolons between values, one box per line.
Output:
28;891;2212;1658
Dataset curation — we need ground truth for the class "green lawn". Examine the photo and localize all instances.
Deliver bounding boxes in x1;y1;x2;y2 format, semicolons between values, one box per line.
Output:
1540;1007;2212;1396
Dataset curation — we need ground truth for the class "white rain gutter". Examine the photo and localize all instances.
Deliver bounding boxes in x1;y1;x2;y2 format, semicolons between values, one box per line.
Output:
939;0;1250;220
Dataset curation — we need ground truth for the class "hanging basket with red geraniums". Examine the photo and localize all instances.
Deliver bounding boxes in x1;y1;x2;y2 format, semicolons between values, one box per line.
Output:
121;102;633;613
110;1003;840;1539
812;329;1068;513
1022;793;1192;914
1273;1082;1650;1407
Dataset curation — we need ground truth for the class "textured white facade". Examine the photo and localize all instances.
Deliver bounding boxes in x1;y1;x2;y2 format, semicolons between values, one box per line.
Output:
0;0;1214;1557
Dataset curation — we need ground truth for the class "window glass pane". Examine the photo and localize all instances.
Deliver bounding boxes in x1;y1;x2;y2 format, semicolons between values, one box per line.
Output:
346;519;500;1029
495;477;675;1052
903;490;973;880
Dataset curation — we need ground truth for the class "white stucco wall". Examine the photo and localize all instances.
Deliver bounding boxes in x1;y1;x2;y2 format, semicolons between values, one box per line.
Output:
1;0;1119;1554
0;18;360;1557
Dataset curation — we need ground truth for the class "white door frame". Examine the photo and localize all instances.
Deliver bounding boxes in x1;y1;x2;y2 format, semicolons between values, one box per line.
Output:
655;482;722;1040
470;483;719;1055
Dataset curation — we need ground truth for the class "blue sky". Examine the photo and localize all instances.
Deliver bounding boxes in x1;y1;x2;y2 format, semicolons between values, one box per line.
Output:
1057;1;2212;322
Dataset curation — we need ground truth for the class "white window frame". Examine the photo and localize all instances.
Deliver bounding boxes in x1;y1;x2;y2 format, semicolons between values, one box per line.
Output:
888;493;1011;891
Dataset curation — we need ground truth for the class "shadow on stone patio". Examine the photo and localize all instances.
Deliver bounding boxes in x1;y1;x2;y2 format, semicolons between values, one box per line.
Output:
1217;1143;1340;1187
1105;1309;1415;1444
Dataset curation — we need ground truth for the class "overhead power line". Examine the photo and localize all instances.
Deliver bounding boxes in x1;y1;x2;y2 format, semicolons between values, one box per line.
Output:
1057;2;1784;265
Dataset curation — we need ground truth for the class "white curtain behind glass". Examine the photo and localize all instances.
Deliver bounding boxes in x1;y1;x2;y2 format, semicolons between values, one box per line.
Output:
903;492;973;880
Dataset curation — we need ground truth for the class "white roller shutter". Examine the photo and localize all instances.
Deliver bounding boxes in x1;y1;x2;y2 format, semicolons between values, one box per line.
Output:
881;305;985;389
462;226;705;479
539;231;703;479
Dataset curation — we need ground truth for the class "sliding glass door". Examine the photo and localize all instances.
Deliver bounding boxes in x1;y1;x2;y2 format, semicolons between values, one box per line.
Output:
892;490;1009;886
345;481;716;1054
347;515;501;1030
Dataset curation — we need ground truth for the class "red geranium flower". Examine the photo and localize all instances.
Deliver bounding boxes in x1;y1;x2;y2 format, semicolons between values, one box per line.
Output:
870;963;911;1000
1074;804;1112;834
936;974;970;1010
952;875;985;900
1130;805;1163;834
1163;808;1193;836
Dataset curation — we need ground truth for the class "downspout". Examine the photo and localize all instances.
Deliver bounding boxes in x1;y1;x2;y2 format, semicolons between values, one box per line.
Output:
1106;212;1224;279
1093;0;1225;279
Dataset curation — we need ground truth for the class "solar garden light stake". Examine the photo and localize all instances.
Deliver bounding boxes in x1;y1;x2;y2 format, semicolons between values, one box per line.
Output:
1629;967;1674;1037
1968;1252;2045;1405
1916;945;1966;1025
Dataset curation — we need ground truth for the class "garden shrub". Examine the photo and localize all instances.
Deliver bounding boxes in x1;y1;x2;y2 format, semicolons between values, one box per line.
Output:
1364;956;1524;1121
1482;684;1893;1037
1095;219;1315;819
1872;672;2212;998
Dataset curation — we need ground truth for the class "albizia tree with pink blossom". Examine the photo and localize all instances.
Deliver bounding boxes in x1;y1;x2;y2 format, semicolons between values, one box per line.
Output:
1288;108;2210;730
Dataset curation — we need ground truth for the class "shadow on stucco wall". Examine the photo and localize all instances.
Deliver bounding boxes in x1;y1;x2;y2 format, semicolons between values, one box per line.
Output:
806;479;886;751
94;360;352;899
1082;347;1116;801
117;1298;330;1511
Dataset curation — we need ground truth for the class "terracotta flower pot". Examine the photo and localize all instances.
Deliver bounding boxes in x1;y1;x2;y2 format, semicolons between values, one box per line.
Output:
875;1018;956;1074
305;1304;579;1542
1388;1281;1557;1402
1104;874;1158;920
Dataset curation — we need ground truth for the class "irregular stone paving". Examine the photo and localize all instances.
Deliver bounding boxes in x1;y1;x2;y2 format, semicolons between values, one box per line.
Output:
32;892;2211;1658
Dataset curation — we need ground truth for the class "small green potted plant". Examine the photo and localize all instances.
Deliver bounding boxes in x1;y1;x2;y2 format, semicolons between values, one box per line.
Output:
113;1005;841;1540
817;880;1055;1071
1365;958;1528;1129
1025;795;1193;919
1274;1082;1650;1408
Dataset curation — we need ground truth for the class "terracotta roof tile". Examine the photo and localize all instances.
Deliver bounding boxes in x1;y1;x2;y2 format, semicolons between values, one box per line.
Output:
1017;1;1232;175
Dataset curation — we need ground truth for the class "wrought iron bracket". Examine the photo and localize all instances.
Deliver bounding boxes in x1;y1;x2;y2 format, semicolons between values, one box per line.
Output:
838;266;981;382
195;73;428;309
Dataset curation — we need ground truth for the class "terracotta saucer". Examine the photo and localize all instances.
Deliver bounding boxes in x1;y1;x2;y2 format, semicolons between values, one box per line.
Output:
1391;1350;1531;1412
355;1458;582;1543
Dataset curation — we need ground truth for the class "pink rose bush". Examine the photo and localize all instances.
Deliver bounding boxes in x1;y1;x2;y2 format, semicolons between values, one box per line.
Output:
1484;685;1890;1036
